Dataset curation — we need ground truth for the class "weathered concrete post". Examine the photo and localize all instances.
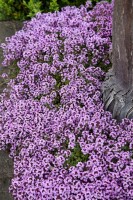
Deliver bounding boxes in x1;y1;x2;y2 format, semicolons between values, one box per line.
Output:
102;0;133;121
0;21;23;200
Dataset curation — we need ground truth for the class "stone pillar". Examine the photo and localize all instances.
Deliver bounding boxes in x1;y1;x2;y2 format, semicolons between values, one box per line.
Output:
0;21;23;200
0;150;14;200
102;0;133;121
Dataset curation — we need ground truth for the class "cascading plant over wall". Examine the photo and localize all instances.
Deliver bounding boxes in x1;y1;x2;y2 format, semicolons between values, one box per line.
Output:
0;1;133;199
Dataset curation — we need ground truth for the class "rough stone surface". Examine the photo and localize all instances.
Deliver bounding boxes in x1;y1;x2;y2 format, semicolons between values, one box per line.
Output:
0;20;23;200
0;21;23;94
0;150;14;200
102;68;133;121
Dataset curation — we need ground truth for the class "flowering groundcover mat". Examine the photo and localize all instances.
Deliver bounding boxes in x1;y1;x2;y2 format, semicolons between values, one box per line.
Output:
0;1;133;199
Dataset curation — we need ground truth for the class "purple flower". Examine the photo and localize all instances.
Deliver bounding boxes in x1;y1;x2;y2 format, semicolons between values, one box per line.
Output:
0;1;132;199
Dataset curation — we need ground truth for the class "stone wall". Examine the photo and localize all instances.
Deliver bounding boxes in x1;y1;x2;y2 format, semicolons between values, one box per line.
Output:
0;21;23;200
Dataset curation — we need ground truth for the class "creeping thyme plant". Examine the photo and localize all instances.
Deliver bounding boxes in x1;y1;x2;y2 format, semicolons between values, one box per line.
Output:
0;0;133;199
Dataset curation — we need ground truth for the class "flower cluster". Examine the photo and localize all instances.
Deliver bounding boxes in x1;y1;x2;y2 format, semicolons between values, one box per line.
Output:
0;1;133;200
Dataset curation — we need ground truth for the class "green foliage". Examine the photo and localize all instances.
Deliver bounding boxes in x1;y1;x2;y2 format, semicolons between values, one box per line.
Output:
49;0;59;12
121;142;133;159
121;142;130;152
97;59;112;72
0;0;41;20
52;91;61;108
53;73;62;89
64;142;89;168
0;0;11;20
0;0;112;21
0;0;28;20
23;0;42;18
34;93;44;101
